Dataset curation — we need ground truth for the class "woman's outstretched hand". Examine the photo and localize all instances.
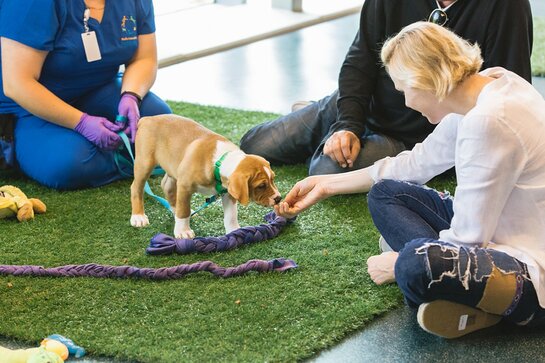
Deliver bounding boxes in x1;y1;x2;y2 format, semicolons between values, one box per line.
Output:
274;176;330;218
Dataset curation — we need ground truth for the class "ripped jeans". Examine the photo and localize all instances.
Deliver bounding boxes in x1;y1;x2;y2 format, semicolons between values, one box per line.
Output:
367;179;545;326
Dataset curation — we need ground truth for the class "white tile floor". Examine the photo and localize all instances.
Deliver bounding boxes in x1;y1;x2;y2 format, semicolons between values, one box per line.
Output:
154;0;363;68
153;13;360;114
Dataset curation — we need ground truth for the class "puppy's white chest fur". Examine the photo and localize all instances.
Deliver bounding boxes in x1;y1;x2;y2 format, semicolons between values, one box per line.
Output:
213;141;246;183
194;141;244;197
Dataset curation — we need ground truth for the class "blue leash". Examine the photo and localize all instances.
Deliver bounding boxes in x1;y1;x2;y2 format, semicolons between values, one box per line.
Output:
116;130;172;212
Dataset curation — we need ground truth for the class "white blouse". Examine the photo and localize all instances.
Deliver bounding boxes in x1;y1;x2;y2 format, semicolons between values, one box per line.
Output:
369;67;545;308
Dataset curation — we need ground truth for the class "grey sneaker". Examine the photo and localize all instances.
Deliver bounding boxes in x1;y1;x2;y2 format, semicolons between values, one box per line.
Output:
291;101;312;112
417;300;502;338
379;235;393;252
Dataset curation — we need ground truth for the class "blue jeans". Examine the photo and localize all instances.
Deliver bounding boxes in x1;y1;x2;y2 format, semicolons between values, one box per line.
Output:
239;89;406;175
13;75;171;190
368;179;545;327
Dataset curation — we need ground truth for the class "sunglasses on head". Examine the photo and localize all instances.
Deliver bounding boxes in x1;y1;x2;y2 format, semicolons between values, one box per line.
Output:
428;8;448;26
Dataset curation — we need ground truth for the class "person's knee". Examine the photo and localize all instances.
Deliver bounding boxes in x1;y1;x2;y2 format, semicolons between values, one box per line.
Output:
240;123;299;164
367;181;386;219
239;128;276;160
368;179;397;199
239;127;263;154
19;137;109;190
22;154;85;190
367;179;401;213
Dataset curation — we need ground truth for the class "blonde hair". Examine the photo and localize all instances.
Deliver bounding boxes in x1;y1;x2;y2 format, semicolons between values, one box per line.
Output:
381;22;483;100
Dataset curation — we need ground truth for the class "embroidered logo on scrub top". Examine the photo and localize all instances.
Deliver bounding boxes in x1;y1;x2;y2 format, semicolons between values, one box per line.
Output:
121;15;137;41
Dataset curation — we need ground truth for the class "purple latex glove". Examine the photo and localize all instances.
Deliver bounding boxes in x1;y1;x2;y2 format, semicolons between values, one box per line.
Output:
117;92;141;143
74;113;123;150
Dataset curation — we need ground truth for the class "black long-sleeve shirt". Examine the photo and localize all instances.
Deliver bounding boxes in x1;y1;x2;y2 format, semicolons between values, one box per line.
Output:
333;0;533;148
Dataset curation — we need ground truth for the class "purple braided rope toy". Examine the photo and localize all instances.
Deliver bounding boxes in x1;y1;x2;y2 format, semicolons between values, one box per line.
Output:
0;258;297;280
146;211;296;255
0;212;298;280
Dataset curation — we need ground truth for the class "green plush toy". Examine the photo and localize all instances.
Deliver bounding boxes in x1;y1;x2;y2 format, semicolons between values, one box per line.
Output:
0;185;46;222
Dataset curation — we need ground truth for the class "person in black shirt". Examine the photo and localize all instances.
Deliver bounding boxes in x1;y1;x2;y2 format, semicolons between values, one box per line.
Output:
240;0;533;175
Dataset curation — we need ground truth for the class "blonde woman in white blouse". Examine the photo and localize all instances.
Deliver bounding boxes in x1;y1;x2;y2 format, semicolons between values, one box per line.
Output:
274;21;545;338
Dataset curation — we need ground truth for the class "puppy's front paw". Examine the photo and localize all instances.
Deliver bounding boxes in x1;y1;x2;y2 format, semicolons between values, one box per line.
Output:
174;228;195;239
131;214;149;228
174;216;194;239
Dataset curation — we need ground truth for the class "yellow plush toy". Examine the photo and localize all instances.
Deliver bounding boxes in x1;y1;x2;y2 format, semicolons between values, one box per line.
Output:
0;185;46;222
0;346;64;363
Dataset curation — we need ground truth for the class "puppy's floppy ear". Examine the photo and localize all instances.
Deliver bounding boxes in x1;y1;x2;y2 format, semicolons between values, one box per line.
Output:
228;172;250;206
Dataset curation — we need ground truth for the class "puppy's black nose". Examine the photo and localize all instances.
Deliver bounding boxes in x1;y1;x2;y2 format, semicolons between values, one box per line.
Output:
274;195;282;204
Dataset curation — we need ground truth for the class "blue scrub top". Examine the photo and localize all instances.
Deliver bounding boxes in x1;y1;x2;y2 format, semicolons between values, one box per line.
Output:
0;0;155;113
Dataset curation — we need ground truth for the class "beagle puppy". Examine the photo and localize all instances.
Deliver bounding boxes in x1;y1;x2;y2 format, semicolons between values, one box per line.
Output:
130;114;281;238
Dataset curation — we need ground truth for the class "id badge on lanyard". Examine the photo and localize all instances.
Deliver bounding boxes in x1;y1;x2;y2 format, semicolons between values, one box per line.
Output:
81;8;102;62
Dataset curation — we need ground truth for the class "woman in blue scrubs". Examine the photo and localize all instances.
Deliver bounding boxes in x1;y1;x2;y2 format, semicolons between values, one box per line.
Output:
0;0;171;189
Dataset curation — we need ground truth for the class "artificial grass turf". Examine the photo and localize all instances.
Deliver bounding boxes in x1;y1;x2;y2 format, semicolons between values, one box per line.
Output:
532;16;545;76
0;102;456;362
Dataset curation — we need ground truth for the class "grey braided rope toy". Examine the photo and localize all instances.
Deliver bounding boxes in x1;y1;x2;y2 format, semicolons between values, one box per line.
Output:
0;213;297;280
